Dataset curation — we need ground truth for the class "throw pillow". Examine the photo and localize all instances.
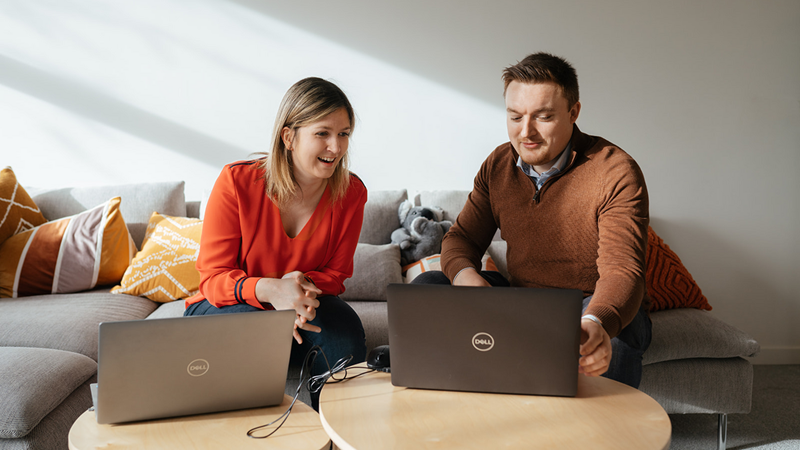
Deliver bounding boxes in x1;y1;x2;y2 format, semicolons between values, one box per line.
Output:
646;226;712;311
341;243;403;301
0;167;47;244
111;213;203;302
403;253;497;283
0;197;136;298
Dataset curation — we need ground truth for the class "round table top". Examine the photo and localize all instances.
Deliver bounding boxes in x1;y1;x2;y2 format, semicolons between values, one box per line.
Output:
319;364;671;450
69;395;330;450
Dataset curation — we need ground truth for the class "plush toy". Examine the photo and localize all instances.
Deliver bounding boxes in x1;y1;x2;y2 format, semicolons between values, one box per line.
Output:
390;200;453;266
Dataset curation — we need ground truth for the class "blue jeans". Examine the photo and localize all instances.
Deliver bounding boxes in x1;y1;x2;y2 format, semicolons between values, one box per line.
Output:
411;270;652;388
184;296;367;409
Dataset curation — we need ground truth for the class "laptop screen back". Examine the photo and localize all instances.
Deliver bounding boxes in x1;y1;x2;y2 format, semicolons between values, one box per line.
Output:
387;283;583;397
96;310;294;424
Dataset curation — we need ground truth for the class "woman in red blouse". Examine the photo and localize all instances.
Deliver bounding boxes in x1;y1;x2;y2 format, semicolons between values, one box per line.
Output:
184;78;368;409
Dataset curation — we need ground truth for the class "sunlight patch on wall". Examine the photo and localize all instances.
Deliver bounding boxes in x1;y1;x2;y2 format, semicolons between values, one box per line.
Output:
0;0;507;195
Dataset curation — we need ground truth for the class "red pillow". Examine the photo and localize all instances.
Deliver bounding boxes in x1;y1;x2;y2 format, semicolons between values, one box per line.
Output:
646;226;712;312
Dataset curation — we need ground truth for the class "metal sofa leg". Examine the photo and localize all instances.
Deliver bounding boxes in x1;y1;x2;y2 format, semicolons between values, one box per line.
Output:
718;413;727;450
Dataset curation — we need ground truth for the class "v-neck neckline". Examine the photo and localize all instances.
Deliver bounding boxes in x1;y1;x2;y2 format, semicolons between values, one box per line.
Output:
279;184;331;240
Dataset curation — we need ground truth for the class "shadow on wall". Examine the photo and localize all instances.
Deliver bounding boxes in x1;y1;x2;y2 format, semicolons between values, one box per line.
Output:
649;217;794;354
0;54;248;169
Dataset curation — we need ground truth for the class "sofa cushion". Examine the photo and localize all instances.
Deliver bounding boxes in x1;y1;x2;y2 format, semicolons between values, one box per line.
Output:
112;212;202;302
146;299;187;319
0;289;158;360
640;357;754;414
0;347;96;439
346;300;389;354
646;226;712;312
416;190;471;222
359;190;407;245
643;308;760;365
32;181;186;249
0;197;137;298
0;167;47;244
341;243;402;301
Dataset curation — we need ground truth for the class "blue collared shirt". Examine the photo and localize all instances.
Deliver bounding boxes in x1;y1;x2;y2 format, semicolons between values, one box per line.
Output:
516;142;573;190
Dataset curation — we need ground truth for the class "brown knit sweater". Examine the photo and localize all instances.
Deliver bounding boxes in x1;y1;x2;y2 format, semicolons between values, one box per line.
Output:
442;125;649;338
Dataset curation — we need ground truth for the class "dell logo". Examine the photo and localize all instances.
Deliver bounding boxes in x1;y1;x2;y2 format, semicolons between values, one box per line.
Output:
187;359;210;377
472;332;495;351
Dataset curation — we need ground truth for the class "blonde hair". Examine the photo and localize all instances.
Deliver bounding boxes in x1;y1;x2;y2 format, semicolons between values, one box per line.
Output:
257;77;355;206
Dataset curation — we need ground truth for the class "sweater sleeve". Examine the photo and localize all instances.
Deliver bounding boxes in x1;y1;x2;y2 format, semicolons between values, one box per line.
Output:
441;158;498;282
304;178;368;296
195;166;264;310
585;155;649;338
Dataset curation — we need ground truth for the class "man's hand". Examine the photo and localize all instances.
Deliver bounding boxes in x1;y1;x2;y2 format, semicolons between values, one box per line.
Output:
578;318;612;377
452;268;491;287
256;272;322;344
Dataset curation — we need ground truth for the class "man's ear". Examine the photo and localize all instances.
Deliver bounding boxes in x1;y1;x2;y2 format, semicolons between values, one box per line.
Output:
569;101;581;124
281;127;294;150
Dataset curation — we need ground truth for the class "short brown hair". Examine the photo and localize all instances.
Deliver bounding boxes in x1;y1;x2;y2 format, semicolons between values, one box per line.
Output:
257;77;355;206
502;53;579;109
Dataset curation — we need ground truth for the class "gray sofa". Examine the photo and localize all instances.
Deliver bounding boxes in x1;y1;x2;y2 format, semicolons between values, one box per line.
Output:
0;183;759;450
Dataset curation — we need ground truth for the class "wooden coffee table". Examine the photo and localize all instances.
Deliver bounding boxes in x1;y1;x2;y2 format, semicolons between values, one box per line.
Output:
319;364;671;449
69;395;330;450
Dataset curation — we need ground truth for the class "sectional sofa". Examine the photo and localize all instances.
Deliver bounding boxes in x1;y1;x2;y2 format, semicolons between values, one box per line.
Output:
0;181;759;450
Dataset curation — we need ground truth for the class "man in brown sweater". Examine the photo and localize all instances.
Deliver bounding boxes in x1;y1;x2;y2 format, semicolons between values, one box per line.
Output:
414;53;651;388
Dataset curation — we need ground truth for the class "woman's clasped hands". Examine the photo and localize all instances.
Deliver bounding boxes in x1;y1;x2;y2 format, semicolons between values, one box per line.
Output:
255;271;322;344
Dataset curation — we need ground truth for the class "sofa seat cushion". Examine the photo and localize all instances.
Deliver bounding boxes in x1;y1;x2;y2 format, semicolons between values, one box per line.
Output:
0;347;96;439
146;299;186;320
640;357;753;414
643;308;760;365
0;289;158;360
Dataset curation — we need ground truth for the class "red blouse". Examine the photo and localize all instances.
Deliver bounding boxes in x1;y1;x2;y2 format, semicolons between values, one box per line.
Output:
185;159;367;310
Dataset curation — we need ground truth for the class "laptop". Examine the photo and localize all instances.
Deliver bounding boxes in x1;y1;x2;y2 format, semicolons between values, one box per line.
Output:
95;310;295;424
386;283;583;397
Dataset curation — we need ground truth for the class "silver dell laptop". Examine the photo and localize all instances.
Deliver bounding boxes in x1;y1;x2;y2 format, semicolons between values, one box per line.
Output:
95;310;295;424
387;283;583;397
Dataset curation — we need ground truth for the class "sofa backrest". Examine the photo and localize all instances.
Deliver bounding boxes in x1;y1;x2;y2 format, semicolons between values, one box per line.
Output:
31;181;187;250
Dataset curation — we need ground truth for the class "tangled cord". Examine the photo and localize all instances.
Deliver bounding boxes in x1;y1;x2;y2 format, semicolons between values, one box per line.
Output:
246;346;372;439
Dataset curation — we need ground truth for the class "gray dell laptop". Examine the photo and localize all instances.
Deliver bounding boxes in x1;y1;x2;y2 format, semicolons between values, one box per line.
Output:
95;310;295;424
387;283;583;397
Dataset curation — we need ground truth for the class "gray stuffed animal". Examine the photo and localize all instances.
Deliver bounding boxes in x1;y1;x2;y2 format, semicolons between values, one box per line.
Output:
390;200;453;266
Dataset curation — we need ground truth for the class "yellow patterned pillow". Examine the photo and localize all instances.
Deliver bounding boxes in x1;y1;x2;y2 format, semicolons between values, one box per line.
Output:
0;197;136;298
0;167;47;244
112;212;202;302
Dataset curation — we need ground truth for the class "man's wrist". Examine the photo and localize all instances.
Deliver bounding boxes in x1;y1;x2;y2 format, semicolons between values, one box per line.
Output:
452;267;479;285
581;314;603;327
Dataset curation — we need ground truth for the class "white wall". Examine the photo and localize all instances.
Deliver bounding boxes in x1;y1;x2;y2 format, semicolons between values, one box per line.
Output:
1;0;798;363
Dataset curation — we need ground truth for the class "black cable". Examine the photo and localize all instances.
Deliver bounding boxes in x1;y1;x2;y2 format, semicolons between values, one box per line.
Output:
246;345;374;439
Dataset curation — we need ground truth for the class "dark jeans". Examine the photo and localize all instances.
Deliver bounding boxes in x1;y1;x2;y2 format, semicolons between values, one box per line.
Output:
184;296;367;409
411;270;652;388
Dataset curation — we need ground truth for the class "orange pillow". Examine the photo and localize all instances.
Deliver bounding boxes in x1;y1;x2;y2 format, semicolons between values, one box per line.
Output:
0;167;47;244
403;253;496;283
0;197;136;298
111;212;202;302
646;226;712;312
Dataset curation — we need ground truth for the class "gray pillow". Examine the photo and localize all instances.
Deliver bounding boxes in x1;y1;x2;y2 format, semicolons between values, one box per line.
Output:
643;308;760;365
342;243;402;301
0;347;96;438
32;181;186;249
359;190;408;245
